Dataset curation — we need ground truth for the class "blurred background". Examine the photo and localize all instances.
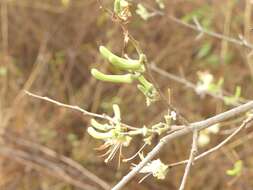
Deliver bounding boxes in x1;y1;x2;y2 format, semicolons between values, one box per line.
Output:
0;0;253;189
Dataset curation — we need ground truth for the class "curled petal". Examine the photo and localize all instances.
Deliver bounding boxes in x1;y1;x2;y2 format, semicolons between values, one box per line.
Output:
91;119;113;131
87;127;113;140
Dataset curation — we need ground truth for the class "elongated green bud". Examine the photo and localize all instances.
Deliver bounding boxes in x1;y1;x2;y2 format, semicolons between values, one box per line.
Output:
114;0;121;14
113;104;121;121
99;46;143;71
87;127;113;139
114;0;129;14
137;75;153;90
91;119;112;131
91;68;134;83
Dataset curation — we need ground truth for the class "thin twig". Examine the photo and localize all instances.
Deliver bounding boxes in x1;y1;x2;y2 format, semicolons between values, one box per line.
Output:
25;90;108;119
150;64;247;106
24;90;137;130
2;132;110;190
133;0;253;49
0;146;99;190
169;116;253;168
112;101;253;190
141;3;253;50
178;130;198;190
169;16;253;49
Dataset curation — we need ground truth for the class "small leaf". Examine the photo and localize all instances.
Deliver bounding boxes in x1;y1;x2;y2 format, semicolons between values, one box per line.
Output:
224;86;241;105
181;5;211;28
226;160;243;176
197;42;212;59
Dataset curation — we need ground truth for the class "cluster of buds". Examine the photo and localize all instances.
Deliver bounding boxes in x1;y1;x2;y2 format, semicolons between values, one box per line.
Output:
88;0;169;182
91;46;159;106
87;104;175;163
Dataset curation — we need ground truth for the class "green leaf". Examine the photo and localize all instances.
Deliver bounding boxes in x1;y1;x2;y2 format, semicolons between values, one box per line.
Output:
224;86;241;105
226;160;243;176
181;5;210;23
197;42;212;59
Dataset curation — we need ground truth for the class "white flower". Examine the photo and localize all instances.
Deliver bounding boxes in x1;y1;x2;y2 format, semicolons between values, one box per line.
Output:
198;132;210;147
139;159;168;180
196;71;214;94
207;123;220;134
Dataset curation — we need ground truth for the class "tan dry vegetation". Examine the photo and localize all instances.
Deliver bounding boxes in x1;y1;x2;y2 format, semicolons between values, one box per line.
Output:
0;0;253;190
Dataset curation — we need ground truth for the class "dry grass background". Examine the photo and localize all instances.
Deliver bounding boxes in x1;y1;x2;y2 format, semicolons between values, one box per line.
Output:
0;0;253;190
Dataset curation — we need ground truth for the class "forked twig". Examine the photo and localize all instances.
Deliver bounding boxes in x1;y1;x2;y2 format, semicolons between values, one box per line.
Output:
112;101;253;190
136;1;253;50
169;116;253;168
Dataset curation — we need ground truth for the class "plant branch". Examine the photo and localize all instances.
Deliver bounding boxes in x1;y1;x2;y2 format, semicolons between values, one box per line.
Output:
24;90;137;130
168;15;253;49
112;100;253;190
135;1;253;50
169;115;253;168
2;132;111;190
150;64;247;106
0;146;99;190
178;130;198;190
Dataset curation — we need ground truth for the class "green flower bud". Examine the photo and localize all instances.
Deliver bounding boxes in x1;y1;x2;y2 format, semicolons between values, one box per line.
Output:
137;76;159;106
137;75;153;90
114;0;121;14
99;46;143;71
91;68;134;83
